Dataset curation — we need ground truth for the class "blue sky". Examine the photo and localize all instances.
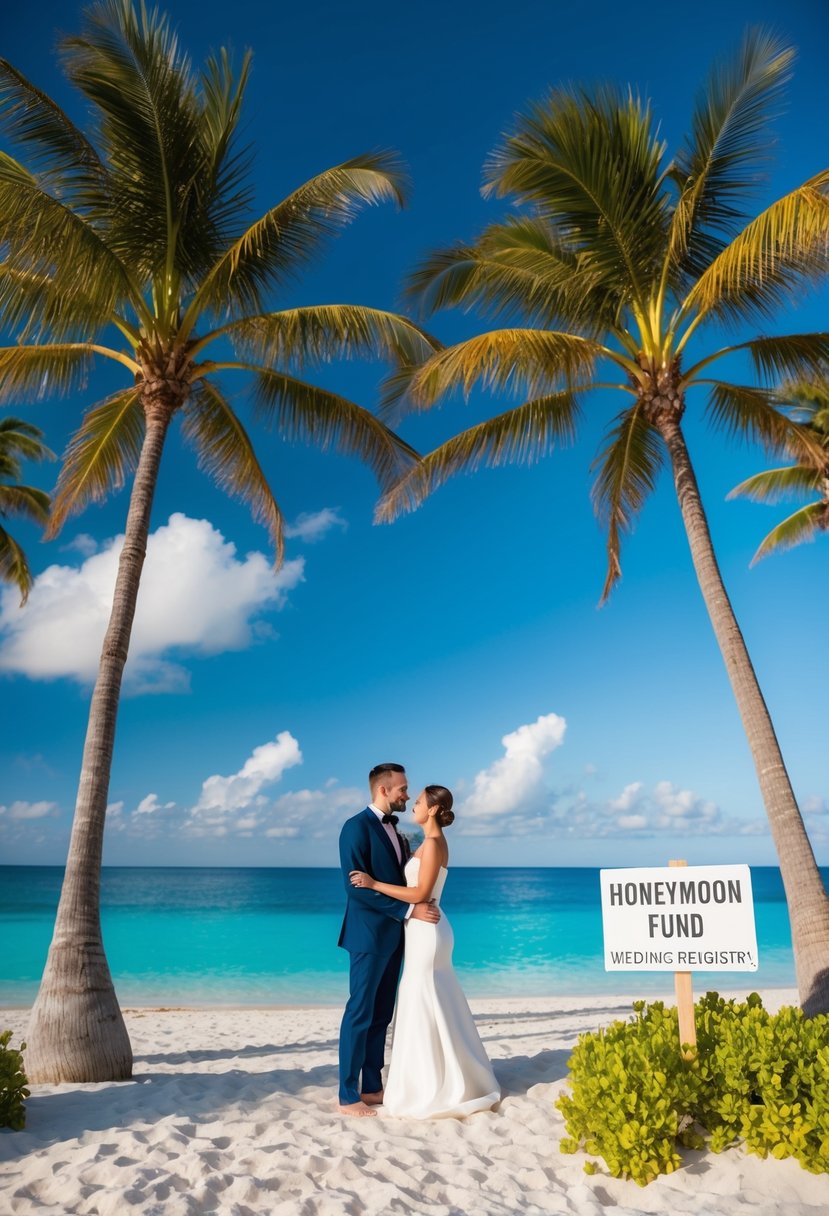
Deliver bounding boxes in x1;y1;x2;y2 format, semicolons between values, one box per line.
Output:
2;0;828;868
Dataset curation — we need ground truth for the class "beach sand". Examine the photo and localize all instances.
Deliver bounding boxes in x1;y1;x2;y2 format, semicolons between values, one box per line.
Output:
0;989;825;1215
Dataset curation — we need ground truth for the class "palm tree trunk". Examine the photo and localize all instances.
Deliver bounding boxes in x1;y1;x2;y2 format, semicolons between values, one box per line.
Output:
658;412;829;1015
25;404;173;1082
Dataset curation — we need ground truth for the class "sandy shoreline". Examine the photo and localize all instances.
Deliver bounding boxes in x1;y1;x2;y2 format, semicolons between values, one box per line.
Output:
0;988;825;1215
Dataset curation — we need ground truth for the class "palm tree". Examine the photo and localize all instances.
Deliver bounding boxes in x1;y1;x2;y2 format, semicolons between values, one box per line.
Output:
730;378;829;560
378;31;829;1012
0;417;52;601
0;0;437;1082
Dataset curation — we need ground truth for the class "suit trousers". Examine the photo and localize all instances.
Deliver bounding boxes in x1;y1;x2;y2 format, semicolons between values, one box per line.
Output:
338;942;404;1104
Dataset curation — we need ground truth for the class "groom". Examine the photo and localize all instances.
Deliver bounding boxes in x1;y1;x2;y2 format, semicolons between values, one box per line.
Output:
337;762;440;1116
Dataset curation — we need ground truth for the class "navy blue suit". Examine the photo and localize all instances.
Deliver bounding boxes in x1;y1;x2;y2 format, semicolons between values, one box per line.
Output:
338;807;408;1104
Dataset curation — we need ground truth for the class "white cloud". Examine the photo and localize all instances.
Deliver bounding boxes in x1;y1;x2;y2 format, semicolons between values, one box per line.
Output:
0;800;58;820
284;507;347;543
617;813;648;831
134;793;175;816
0;513;304;692
609;782;644;813
546;776;767;840
193;731;303;815
61;533;99;557
458;713;567;834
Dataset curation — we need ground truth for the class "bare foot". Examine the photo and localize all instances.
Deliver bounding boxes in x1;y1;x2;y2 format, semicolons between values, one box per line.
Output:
338;1101;377;1117
360;1090;383;1106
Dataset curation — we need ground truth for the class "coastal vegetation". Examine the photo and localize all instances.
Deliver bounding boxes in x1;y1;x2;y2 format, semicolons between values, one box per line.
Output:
558;992;829;1184
0;417;51;603
0;0;435;1082
730;376;829;561
377;31;829;1013
0;1030;29;1131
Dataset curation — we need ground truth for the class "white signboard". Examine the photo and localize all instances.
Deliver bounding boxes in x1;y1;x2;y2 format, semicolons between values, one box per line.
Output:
600;864;758;972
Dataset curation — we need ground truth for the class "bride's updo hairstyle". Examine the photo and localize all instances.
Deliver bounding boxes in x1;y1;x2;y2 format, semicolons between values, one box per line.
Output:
425;785;454;828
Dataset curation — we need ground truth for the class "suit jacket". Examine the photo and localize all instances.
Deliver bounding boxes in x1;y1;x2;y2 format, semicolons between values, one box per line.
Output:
338;807;408;955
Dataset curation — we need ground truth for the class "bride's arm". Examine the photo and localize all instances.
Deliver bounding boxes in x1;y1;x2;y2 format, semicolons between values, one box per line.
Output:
350;839;443;904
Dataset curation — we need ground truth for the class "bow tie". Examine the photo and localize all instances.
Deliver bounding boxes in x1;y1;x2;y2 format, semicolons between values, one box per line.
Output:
381;813;399;826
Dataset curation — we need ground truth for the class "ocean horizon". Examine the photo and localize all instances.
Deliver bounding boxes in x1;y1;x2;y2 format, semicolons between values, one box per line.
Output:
1;864;813;1007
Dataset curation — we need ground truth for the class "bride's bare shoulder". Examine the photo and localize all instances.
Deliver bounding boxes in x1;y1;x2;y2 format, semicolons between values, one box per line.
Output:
417;836;449;868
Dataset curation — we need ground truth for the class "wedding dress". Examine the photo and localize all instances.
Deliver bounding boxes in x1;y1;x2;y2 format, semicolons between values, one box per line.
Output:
383;856;500;1119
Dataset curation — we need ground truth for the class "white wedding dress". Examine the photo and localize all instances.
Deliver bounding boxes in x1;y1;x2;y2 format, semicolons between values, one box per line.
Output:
383;856;500;1119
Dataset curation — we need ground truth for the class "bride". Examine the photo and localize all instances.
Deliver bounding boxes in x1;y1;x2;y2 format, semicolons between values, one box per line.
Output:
349;785;500;1119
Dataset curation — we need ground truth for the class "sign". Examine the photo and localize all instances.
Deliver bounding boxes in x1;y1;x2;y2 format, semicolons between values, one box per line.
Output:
600;864;758;972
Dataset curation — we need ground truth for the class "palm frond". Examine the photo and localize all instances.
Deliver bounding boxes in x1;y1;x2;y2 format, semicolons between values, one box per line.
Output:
704;381;826;460
483;84;671;309
222;305;440;371
0;525;34;604
406;216;618;333
732;334;829;385
47;386;144;537
668;29;793;277
750;500;828;563
776;375;829;430
182;379;284;565
0;483;51;523
252;367;418;494
406;328;604;410
0;58;108;198
0;153;136;328
187;154;408;323
728;464;823;503
0;344;99;401
683;171;829;324
60;0;208;280
591;404;664;602
198;47;254;245
376;389;582;522
0;416;54;470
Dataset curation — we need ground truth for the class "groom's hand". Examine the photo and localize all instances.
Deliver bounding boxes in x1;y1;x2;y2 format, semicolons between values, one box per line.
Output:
411;900;440;923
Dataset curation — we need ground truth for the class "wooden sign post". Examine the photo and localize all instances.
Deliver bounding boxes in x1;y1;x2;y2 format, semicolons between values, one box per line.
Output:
669;859;697;1059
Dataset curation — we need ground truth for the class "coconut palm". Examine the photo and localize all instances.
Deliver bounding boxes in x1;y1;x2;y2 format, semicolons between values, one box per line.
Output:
0;417;52;602
0;0;437;1082
730;378;829;560
378;31;829;1012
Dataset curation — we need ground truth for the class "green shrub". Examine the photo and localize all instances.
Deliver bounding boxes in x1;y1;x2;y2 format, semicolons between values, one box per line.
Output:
557;992;829;1186
0;1030;29;1131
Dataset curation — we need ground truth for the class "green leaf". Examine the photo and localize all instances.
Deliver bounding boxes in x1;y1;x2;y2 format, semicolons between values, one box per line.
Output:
591;404;664;602
47;386;144;537
749;502;827;564
252;367;418;494
182;379;284;565
376;389;581;522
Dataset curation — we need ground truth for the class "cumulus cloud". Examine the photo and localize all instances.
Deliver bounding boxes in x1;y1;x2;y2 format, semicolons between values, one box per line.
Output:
551;777;765;840
458;713;567;835
284;507;347;543
193;731;303;816
61;533;99;557
0;800;58;820
134;793;176;816
0;513;304;692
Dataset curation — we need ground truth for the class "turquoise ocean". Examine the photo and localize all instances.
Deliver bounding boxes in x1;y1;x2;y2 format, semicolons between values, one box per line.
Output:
0;866;817;1007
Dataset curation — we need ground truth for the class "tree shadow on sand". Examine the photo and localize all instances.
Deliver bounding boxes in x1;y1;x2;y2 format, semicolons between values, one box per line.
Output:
136;1037;339;1065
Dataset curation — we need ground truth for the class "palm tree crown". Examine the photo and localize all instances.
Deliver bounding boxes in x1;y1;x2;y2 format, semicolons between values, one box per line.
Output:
381;30;828;596
0;0;435;550
0;417;52;602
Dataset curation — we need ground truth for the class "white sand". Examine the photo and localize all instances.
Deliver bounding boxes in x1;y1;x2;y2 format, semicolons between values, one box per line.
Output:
0;988;825;1215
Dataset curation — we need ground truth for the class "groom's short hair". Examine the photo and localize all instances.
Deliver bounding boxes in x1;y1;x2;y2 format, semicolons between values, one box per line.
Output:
369;763;405;794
